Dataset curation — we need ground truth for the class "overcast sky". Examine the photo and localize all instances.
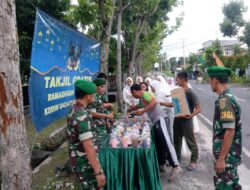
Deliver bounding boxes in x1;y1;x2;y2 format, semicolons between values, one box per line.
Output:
161;0;250;58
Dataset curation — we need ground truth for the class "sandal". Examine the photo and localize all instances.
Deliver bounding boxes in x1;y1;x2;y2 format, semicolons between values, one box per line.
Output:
168;166;183;182
187;163;197;171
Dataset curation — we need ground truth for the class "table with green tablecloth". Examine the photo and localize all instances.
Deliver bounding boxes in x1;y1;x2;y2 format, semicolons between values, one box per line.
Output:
99;137;162;190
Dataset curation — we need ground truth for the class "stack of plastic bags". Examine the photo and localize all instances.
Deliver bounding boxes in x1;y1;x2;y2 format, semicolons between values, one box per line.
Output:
109;116;151;149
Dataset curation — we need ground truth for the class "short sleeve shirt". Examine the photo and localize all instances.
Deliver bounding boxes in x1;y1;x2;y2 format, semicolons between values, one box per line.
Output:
101;93;111;114
88;94;107;126
138;91;167;124
185;88;200;113
213;88;242;166
101;93;109;103
174;88;200;126
67;102;98;171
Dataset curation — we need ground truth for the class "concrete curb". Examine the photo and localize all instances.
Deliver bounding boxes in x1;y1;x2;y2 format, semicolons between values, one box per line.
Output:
32;142;67;174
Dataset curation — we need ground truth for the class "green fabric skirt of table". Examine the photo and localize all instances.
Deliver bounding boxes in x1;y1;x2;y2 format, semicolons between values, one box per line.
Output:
99;140;162;190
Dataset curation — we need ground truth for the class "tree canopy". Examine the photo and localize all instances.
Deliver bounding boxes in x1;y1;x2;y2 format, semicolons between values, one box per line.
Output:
16;0;72;82
16;0;181;83
220;0;250;48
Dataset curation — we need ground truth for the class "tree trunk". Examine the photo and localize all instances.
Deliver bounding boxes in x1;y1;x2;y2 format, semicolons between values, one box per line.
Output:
116;0;123;112
135;59;141;76
137;58;142;76
134;52;142;76
0;0;32;189
128;32;139;77
99;0;115;74
128;18;146;76
100;19;113;74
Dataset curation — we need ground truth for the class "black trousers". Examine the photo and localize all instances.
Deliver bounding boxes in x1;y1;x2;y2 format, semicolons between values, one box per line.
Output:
153;118;179;167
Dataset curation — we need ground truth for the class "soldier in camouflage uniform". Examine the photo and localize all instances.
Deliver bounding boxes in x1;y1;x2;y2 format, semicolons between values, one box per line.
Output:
67;80;106;190
96;72;112;108
88;78;114;147
96;72;114;131
102;90;115;132
208;66;242;190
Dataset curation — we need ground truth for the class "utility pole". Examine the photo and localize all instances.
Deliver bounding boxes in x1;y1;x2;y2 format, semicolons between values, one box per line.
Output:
164;53;167;71
182;38;186;69
165;52;170;71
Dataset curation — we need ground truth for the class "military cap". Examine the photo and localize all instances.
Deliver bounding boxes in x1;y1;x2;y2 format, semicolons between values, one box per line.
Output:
93;78;106;86
207;66;231;77
74;80;97;94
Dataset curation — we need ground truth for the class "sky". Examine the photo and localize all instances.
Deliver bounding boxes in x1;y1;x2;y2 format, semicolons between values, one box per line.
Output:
161;0;250;58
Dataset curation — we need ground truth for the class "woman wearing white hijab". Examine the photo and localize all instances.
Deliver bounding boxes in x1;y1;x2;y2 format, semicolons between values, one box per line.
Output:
150;80;161;97
145;77;152;92
167;77;176;90
136;76;143;85
123;77;138;114
156;75;171;96
151;79;174;143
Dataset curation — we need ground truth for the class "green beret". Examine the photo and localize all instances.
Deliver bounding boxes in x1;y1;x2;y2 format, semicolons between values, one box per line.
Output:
93;78;106;86
74;80;97;94
207;66;231;77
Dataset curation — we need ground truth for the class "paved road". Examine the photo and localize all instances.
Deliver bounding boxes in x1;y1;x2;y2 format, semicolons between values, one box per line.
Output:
161;118;250;190
189;80;250;169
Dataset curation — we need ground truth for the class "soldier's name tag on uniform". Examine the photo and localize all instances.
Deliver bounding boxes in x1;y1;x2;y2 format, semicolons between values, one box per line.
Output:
220;111;234;120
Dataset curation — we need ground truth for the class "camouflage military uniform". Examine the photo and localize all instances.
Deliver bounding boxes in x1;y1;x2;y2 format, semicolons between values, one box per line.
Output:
67;102;100;190
88;94;107;146
101;94;109;104
213;88;242;190
101;94;110;114
102;93;114;132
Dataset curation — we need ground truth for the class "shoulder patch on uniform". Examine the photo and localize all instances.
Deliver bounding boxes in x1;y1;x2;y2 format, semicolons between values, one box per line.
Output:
219;98;226;109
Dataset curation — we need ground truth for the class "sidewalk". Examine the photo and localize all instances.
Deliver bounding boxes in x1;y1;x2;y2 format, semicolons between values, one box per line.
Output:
160;117;250;190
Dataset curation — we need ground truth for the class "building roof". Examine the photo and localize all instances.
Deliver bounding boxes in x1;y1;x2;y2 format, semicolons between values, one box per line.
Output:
202;40;239;48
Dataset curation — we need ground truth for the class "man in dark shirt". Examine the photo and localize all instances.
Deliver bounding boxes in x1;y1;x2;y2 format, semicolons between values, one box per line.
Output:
162;72;201;171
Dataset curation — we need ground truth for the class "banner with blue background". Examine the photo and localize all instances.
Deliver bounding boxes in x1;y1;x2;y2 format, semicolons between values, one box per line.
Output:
29;10;100;132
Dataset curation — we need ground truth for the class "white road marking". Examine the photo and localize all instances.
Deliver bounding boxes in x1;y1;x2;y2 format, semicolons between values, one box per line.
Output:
242;147;250;159
199;114;213;126
198;114;250;158
237;98;247;102
196;87;205;91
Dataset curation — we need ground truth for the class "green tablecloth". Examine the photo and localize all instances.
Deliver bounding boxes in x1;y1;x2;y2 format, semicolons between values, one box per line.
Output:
99;139;162;190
